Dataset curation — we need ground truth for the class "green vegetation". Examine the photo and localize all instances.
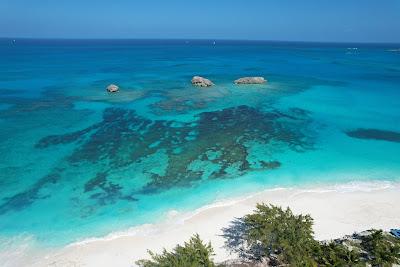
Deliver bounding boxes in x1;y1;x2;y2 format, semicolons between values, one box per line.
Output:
360;229;400;266
314;241;362;266
244;204;317;266
137;204;400;267
135;234;216;267
225;204;400;266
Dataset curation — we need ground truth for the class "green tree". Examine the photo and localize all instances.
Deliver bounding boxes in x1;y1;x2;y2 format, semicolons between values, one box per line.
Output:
314;241;362;266
136;234;216;267
243;203;318;266
360;229;400;266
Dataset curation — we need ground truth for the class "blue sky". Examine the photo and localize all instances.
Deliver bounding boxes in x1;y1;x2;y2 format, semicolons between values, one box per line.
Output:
1;0;399;42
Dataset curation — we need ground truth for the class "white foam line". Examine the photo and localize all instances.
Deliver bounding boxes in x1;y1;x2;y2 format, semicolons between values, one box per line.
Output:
177;187;288;224
67;187;289;247
67;180;399;248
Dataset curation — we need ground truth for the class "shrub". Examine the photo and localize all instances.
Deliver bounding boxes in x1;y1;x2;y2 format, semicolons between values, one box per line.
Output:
136;234;216;267
314;241;362;266
241;203;318;266
360;229;400;266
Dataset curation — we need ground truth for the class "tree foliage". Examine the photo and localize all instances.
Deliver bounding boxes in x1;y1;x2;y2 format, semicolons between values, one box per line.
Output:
136;234;215;267
314;241;362;266
360;229;400;266
243;203;318;266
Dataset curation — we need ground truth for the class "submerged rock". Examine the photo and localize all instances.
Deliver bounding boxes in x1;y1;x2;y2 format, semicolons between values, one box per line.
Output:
107;84;119;93
234;77;267;84
345;128;400;143
191;76;214;87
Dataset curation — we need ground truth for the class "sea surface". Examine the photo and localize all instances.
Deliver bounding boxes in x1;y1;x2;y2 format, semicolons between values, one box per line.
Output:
0;39;399;251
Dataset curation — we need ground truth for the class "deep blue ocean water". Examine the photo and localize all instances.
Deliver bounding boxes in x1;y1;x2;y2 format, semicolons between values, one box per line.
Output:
0;39;399;250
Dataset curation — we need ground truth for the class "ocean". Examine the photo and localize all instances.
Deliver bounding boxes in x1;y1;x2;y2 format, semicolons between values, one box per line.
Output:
0;39;399;250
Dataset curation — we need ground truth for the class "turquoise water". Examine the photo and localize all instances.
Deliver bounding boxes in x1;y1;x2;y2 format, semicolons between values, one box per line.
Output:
0;39;399;249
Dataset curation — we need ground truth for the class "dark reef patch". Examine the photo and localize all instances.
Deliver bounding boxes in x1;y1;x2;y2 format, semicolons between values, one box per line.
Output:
84;172;137;206
260;160;281;169
35;123;100;149
36;105;315;195
0;105;315;215
142;105;314;193
0;105;313;214
346;128;400;143
0;88;28;97
0;172;61;215
0;89;78;118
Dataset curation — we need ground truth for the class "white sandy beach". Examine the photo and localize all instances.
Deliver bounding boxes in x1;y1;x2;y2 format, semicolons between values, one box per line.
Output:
5;181;400;267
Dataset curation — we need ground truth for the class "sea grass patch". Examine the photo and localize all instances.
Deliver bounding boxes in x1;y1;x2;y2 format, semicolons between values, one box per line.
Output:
0;105;315;215
36;105;314;192
346;128;400;143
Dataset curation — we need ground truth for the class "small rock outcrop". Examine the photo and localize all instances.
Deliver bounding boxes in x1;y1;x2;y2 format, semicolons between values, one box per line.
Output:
234;77;267;84
107;84;119;93
191;76;214;87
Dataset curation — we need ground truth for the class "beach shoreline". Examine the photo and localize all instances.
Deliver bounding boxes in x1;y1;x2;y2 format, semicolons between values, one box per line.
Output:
3;180;399;267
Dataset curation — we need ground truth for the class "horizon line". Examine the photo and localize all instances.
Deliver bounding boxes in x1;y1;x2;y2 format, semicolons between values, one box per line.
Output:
1;37;400;45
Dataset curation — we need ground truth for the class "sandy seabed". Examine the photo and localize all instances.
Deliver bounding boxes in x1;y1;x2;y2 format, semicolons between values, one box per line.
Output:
3;180;400;267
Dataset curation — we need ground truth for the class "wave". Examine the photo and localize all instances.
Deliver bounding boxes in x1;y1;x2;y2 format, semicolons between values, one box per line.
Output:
298;180;398;194
67;179;399;248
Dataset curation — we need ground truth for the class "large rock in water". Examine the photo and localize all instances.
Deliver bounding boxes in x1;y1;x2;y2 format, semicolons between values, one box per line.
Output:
191;76;214;87
107;84;119;93
234;77;267;84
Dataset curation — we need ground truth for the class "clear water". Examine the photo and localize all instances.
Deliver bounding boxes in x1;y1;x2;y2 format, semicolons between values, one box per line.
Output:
0;39;399;248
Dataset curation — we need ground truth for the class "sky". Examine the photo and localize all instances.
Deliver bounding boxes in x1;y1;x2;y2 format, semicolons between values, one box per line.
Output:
0;0;400;43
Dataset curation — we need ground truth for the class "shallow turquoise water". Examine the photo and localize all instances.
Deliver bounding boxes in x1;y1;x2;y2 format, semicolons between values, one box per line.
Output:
0;39;399;248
